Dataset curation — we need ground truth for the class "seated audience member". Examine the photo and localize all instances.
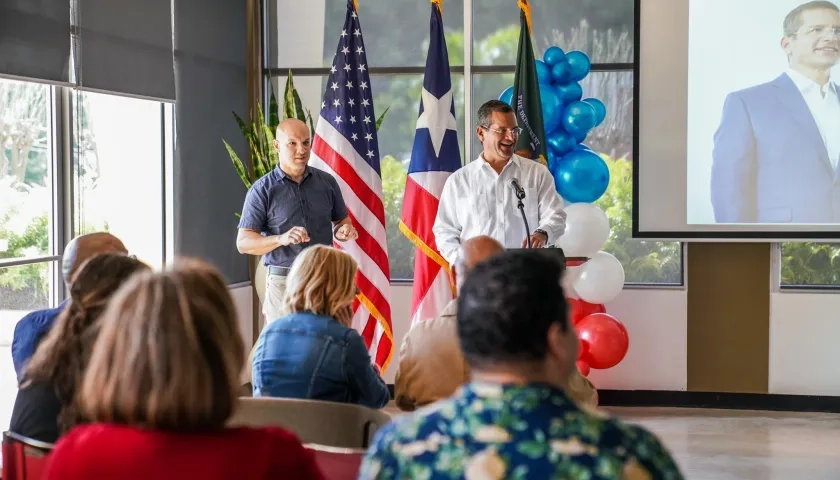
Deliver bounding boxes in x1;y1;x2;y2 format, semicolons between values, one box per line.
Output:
395;236;598;411
252;245;390;409
360;250;684;480
43;259;324;480
11;232;127;379
9;254;148;443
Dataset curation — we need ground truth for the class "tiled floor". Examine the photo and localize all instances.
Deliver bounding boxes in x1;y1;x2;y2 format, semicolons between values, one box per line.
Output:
385;404;840;479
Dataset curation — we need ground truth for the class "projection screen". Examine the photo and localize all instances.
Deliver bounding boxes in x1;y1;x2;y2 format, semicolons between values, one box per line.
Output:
635;0;840;239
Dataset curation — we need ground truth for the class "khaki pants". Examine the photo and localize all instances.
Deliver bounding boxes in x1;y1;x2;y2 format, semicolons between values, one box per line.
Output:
262;273;287;324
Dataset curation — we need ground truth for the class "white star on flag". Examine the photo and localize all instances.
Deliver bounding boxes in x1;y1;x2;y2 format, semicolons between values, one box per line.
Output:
415;87;458;157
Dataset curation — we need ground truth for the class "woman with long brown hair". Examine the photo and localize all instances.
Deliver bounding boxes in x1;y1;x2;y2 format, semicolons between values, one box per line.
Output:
9;253;149;443
43;258;324;479
251;244;390;408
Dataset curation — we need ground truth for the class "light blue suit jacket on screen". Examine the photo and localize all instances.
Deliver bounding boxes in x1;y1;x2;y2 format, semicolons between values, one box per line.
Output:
710;73;840;224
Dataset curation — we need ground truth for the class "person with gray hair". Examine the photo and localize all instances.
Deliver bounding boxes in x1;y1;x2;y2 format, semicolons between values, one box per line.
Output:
394;235;597;411
432;100;567;265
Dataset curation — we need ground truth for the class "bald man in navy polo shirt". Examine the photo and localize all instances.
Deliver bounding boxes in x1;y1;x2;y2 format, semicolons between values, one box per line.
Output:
236;118;358;323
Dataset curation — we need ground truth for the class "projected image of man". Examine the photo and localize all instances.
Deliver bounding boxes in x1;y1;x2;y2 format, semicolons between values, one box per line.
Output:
711;1;840;224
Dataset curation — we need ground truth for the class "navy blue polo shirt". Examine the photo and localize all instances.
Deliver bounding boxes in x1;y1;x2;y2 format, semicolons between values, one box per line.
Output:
238;166;348;267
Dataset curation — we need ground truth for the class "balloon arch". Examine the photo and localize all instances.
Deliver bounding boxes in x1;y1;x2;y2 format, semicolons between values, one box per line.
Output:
499;46;630;377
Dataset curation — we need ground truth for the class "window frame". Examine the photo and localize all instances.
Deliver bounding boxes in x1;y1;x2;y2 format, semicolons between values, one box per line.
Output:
260;0;685;287
0;84;175;305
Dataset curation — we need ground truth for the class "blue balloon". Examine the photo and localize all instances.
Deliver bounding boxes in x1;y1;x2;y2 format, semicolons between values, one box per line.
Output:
535;60;552;85
575;143;593;152
550;61;569;85
565;51;591;82
547;129;576;156
499;86;514;106
543;46;566;67
539;84;563;133
547;148;560;173
550;149;610;203
561;101;598;136
575;131;588;143
583;98;607;126
555;82;583;104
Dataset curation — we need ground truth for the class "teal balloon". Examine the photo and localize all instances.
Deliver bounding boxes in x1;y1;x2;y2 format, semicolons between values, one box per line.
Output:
561;101;598;136
543;46;566;67
565;51;591;82
547;148;560;172
555;82;582;104
583;98;607;126
499;86;514;106
540;84;563;133
547;129;576;155
535;60;552;84
550;61;569;84
550;149;610;203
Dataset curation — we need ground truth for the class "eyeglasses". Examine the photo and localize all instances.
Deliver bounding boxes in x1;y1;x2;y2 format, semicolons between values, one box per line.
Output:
795;26;840;37
481;126;523;137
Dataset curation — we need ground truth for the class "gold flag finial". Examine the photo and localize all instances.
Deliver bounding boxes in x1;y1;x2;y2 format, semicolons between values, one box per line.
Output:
352;0;359;12
517;0;532;34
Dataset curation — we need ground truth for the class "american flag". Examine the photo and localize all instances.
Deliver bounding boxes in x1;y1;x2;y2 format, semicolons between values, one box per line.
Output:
399;0;461;326
309;0;393;371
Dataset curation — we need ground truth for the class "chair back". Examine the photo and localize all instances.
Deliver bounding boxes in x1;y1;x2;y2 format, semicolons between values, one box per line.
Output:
2;431;54;480
304;444;366;480
227;397;391;448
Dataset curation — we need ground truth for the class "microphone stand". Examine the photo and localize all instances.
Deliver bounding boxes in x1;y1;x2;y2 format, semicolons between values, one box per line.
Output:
515;189;532;248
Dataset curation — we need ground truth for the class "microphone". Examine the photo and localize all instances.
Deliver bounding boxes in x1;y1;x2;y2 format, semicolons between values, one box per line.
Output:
510;178;525;199
510;178;532;248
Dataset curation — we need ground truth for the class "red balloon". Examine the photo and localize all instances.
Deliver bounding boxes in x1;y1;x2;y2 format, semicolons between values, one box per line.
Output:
576;313;629;369
568;298;606;325
577;336;590;361
576;360;591;376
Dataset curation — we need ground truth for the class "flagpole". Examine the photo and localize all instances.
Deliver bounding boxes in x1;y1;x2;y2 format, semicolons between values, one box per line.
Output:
517;0;532;34
463;0;472;164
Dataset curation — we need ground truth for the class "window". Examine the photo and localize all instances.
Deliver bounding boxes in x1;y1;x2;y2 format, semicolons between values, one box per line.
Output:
780;243;840;288
267;0;465;68
0;77;174;432
72;91;168;268
472;0;635;65
0;262;57;431
0;77;59;431
0;79;55;261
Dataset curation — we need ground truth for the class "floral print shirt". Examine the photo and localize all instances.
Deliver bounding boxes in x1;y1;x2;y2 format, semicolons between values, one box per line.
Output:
359;382;684;480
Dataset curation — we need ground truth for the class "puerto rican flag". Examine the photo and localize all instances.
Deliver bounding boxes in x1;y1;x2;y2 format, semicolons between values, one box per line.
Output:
309;0;393;371
399;1;461;326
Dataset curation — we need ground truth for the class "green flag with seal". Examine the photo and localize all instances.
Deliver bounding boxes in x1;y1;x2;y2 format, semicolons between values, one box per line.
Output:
512;0;547;166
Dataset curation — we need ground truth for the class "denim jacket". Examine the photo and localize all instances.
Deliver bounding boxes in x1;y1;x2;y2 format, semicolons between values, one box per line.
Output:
252;311;390;409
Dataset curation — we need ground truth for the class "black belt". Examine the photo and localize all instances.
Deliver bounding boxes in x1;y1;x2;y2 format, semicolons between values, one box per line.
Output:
267;266;291;276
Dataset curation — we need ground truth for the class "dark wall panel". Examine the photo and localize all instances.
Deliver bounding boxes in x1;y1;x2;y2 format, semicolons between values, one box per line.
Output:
173;0;249;283
687;243;771;393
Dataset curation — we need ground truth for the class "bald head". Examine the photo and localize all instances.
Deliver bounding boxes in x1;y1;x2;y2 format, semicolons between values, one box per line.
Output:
276;118;309;139
274;118;311;179
62;232;127;284
453;236;504;292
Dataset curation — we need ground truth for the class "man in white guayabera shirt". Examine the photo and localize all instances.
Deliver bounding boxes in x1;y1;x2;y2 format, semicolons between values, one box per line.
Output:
433;99;567;266
711;1;840;224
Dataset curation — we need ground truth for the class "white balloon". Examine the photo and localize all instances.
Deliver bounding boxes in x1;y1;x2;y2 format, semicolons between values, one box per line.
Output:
562;265;582;299
557;203;610;258
573;251;625;304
